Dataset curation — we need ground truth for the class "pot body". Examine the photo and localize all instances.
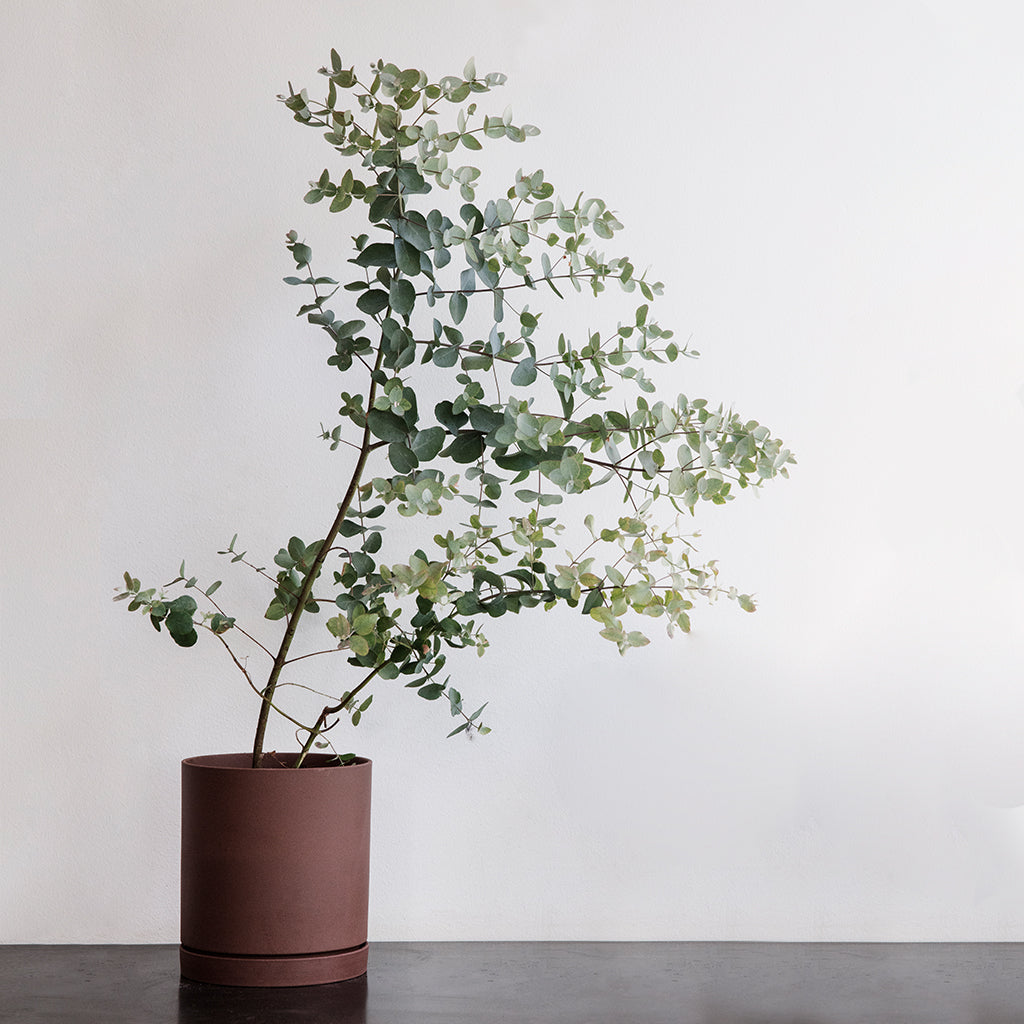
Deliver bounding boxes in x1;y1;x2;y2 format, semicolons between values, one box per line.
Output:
179;753;371;987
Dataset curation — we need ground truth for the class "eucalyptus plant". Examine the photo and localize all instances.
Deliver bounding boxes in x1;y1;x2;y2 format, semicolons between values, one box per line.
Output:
115;55;794;768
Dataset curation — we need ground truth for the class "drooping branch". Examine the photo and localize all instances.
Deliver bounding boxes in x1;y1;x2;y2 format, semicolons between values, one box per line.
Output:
293;664;381;768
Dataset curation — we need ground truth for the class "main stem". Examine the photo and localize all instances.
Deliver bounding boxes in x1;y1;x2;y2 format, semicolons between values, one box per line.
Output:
250;342;387;767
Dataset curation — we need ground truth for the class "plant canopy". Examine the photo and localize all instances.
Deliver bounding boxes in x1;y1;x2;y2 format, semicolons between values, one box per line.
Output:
115;55;794;767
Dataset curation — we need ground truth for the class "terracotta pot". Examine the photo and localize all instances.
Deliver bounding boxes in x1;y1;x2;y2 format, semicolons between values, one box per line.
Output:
179;752;371;987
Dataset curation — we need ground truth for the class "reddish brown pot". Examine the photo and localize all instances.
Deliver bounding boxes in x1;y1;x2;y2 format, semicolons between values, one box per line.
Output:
179;752;371;987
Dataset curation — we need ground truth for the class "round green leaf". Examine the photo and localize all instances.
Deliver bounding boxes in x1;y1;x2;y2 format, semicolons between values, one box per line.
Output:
394;238;421;276
389;278;416;316
449;291;468;324
388;442;419;473
356;289;390;315
411;426;445;461
510;356;537;386
367;408;408;443
432;346;460;368
442;432;486;464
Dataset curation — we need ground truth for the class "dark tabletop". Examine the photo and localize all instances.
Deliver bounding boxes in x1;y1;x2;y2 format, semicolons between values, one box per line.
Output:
3;941;1023;1024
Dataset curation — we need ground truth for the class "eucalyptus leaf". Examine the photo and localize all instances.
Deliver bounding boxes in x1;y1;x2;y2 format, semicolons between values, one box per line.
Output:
394;238;421;276
449;291;468;324
396;216;432;252
411;426;446;460
389;278;416;316
441;432;486;464
356;289;390;315
367;408;408;442
432;345;460;368
353;242;397;268
510;356;537;386
388;442;419;473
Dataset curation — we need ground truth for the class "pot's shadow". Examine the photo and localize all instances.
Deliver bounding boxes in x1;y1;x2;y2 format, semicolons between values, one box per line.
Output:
177;972;367;1023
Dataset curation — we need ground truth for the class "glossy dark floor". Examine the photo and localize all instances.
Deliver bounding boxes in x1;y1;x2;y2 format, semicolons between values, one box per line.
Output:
3;942;1023;1023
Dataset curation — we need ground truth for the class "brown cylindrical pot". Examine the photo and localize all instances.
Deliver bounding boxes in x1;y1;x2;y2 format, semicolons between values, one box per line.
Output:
180;752;371;987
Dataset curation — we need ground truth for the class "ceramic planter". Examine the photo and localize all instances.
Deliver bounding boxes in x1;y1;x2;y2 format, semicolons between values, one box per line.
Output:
179;752;371;987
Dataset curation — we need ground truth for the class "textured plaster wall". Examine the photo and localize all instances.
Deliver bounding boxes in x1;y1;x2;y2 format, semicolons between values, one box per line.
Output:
4;1;1024;942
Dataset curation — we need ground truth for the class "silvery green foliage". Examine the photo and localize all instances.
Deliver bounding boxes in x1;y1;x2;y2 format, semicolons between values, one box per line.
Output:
116;55;794;762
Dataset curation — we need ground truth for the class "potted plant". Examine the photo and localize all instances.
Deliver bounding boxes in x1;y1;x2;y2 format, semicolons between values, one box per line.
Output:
115;54;794;987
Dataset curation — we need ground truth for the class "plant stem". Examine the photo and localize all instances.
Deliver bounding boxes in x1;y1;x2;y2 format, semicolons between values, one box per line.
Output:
250;342;386;767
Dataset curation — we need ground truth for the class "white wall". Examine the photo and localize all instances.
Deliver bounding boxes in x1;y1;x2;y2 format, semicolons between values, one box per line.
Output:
4;1;1024;943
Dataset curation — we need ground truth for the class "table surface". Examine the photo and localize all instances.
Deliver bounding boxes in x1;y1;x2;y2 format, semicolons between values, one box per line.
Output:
3;942;1023;1023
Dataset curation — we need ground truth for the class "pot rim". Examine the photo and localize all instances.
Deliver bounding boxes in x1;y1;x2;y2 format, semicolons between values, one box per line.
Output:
182;752;370;771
